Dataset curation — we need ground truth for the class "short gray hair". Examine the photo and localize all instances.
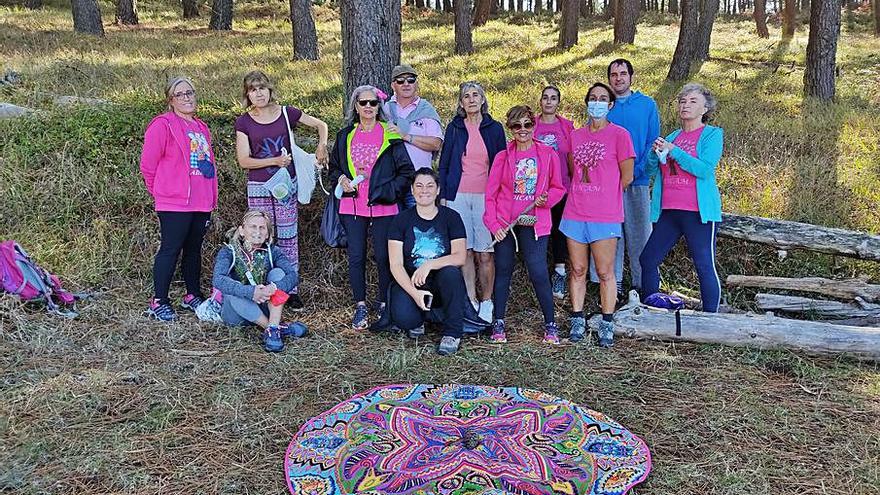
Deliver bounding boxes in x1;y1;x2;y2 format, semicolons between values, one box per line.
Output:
677;82;717;123
456;81;489;118
345;85;389;126
165;76;195;111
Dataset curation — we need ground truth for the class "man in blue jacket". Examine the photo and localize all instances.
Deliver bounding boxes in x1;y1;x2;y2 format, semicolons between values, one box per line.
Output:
590;59;660;296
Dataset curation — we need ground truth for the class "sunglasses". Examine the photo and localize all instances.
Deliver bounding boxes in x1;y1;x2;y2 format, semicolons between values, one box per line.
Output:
357;99;380;107
509;121;535;131
394;76;417;85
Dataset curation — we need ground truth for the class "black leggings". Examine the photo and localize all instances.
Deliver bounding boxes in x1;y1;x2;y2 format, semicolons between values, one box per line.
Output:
153;211;210;304
550;196;568;265
340;214;393;303
493;226;555;324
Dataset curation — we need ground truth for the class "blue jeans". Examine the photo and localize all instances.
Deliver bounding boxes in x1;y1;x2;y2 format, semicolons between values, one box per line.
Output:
220;268;286;326
493;226;555;324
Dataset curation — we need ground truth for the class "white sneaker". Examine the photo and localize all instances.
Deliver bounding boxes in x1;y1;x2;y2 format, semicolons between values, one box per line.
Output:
478;300;494;323
471;299;480;311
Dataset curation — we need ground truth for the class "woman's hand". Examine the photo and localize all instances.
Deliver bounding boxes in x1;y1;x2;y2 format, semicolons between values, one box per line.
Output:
493;228;508;243
653;137;674;153
252;285;272;303
411;289;433;311
275;154;292;167
315;144;329;168
534;192;548;208
410;261;433;288
339;175;355;193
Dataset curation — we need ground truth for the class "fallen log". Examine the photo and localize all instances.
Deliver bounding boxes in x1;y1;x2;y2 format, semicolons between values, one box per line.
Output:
719;213;880;261
755;293;880;319
0;103;34;118
591;292;880;361
727;275;880;303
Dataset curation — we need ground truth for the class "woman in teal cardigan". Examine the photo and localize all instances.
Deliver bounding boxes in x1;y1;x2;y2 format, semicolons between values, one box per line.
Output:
639;83;724;312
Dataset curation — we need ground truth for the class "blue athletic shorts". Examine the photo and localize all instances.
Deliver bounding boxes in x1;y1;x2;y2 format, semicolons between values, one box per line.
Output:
560;219;622;244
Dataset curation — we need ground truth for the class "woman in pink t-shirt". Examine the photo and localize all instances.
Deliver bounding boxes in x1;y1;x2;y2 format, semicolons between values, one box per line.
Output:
561;83;634;348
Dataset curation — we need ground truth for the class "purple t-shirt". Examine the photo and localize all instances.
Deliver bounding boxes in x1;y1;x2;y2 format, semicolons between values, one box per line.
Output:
234;106;302;182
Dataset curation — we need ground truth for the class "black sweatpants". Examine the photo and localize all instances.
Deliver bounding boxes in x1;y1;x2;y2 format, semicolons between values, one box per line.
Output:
153;211;210;304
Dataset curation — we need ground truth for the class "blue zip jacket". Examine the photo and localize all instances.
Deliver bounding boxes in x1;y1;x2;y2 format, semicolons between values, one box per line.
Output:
438;114;507;201
212;244;299;300
607;91;660;187
644;125;724;224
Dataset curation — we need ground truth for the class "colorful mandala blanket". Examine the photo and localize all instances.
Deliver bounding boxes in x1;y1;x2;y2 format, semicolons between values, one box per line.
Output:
285;384;651;495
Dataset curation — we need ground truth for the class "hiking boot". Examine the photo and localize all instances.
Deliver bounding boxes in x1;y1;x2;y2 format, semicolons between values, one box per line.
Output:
262;326;284;352
148;299;177;322
280;321;308;339
551;271;566;300
352;304;369;330
598;320;615;348
569;316;587;342
543;322;561;344
180;294;204;313
490;319;507;343
437;336;461;356
408;324;426;339
287;293;304;311
478;300;494;324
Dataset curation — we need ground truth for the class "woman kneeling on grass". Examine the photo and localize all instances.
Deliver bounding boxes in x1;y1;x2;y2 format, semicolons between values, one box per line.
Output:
212;210;305;353
639;83;724;312
563;83;634;347
483;105;565;344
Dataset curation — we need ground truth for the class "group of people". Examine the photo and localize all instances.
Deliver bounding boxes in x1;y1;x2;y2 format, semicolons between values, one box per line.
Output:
140;59;724;356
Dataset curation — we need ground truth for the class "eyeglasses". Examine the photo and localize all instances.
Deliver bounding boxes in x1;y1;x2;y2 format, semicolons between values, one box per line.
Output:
357;99;380;107
509;121;535;131
173;90;196;99
394;76;417;85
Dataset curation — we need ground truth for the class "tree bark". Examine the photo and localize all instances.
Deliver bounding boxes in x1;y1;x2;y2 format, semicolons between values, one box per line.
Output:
694;0;719;60
756;294;880;319
416;0;426;7
535;0;543;12
182;0;199;18
782;0;797;37
209;0;233;30
71;0;104;35
669;0;678;14
116;0;139;25
666;0;698;80
874;0;880;36
290;0;319;60
754;0;769;38
25;0;42;9
445;0;454;11
803;0;840;100
473;0;492;25
727;275;880;303
340;0;401;104
613;0;638;43
559;0;580;48
454;0;474;54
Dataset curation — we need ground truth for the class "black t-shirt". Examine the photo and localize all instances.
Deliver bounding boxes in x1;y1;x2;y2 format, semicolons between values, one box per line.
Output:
389;206;466;275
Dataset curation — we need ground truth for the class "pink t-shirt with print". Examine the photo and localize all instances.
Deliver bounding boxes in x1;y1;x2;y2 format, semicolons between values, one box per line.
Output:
563;123;635;223
661;126;704;211
458;120;490;194
534;118;571;189
511;146;540;218
338;125;399;218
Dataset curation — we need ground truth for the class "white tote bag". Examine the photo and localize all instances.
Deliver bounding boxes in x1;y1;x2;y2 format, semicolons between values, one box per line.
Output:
283;106;318;205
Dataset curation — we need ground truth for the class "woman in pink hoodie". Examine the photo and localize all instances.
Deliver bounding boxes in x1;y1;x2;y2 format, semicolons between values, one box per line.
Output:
483;105;565;344
140;77;218;322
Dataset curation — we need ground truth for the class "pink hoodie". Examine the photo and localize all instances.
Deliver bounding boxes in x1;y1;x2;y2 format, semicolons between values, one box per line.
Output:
483;140;566;238
140;112;218;212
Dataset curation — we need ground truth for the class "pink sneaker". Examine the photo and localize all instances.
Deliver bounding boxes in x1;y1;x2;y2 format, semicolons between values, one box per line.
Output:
543;322;561;345
490;320;507;343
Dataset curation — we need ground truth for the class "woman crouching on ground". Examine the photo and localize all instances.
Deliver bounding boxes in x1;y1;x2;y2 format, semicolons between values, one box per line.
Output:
639;83;724;312
212;210;304;353
483;105;565;344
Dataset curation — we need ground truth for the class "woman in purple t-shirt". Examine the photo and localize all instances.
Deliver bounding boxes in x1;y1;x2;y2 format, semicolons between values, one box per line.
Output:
234;70;329;310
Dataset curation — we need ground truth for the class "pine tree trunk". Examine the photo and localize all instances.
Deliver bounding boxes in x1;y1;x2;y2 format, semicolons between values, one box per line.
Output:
803;0;841;100
613;0;638;43
182;0;199;18
341;0;400;104
416;0;426;8
754;0;769;37
116;0;139;25
26;0;42;9
581;0;591;16
667;0;699;80
492;0;500;13
209;0;233;30
535;0;543;12
694;0;719;60
290;0;319;60
473;0;492;24
669;0;678;14
874;0;880;36
559;0;580;48
783;0;796;36
71;0;105;35
455;0;475;54
517;0;523;10
445;0;454;11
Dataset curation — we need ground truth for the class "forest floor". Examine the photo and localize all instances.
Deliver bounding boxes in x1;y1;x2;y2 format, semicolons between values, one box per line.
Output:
1;2;880;494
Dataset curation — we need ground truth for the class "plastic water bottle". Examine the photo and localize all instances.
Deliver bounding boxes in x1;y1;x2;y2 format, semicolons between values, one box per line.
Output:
656;148;669;165
334;174;366;199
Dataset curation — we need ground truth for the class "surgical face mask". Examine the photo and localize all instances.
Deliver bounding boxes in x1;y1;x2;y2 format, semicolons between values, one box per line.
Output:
587;101;610;119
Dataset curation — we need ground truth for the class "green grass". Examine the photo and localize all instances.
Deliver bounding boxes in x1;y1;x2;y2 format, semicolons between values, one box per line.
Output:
1;2;880;494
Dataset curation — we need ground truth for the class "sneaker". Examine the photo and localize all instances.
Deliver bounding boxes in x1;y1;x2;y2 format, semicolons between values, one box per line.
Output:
148;299;177;322
280;321;308;338
598;319;615;348
262;326;284;352
569;316;587;342
551;271;566;299
490;319;507;343
478;300;494;323
408;324;426;339
376;302;387;322
437;336;461;356
287;293;304;311
180;294;204;313
352;304;369;330
543;322;561;344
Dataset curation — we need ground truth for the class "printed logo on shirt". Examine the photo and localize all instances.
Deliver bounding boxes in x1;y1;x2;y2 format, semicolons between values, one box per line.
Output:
351;142;381;176
257;135;286;159
572;141;606;184
536;133;559;151
513;157;538;201
187;131;211;176
412;226;445;267
667;136;698;176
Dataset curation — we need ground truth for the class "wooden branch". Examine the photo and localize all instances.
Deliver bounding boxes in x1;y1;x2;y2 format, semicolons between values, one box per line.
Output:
755;293;880;319
727;275;880;303
718;213;880;261
591;292;880;361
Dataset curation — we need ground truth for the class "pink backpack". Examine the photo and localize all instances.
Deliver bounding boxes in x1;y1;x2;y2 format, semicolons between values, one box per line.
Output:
0;240;77;316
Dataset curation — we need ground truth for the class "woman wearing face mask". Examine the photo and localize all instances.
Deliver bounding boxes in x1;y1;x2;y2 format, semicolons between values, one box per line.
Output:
639;83;724;313
562;82;634;347
533;85;576;300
